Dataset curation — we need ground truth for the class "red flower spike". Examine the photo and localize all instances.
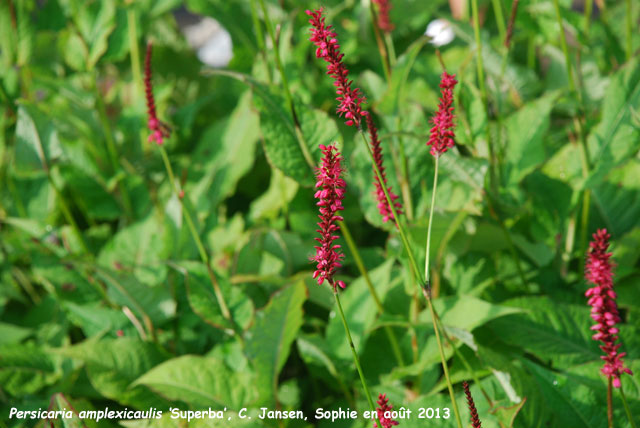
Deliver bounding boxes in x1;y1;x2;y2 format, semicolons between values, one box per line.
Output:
373;393;399;427
427;72;458;157
144;42;170;146
366;114;402;222
462;381;482;428
373;0;394;33
306;8;367;127
585;229;632;388
312;144;347;292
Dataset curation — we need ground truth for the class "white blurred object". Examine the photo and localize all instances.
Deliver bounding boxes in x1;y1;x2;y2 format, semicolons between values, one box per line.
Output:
182;16;233;68
425;19;455;47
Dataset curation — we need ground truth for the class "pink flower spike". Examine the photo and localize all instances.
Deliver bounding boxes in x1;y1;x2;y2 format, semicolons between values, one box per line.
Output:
312;144;347;292
372;0;395;33
373;393;399;428
585;229;632;388
427;72;458;157
306;8;367;127
366;114;402;223
144;41;170;146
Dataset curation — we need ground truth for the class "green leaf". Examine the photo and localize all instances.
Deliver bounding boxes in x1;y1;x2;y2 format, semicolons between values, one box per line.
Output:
14;103;63;176
246;281;306;405
69;0;116;69
253;88;314;185
95;268;176;327
0;343;59;396
487;297;601;368
523;360;610;427
134;355;255;409
98;214;168;285
587;59;640;181
56;338;170;408
503;92;559;185
173;261;254;331
191;91;260;213
0;323;32;345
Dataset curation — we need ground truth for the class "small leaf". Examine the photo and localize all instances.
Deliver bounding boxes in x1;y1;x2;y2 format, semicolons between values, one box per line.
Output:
14;103;63;176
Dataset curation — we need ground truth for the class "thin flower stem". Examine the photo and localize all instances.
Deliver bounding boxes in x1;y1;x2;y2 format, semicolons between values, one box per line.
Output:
158;146;237;334
333;291;383;428
423;289;464;428
552;0;576;94
424;156;439;282
258;0;315;169
359;131;463;428
385;33;396;66
554;3;592;273
470;0;496;192
339;220;405;367
583;0;593;37
393;118;414;220
368;3;392;81
607;377;613;428
620;384;638;428
490;0;507;43
92;73;134;221
359;131;421;282
47;176;90;254
423;157;464;428
250;0;272;83
626;0;632;61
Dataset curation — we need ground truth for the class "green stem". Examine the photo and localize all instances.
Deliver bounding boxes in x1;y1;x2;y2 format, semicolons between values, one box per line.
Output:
385;32;397;66
471;0;496;191
626;0;632;61
422;157;464;428
607;377;613;428
47;175;90;254
258;0;314;169
583;0;593;37
620;384;638;428
552;0;576;95
394;117;414;220
359;131;463;428
490;0;507;43
250;0;272;83
359;132;421;282
333;291;382;428
424;157;439;282
368;3;392;81
92;73;134;220
127;6;141;93
158;147;236;331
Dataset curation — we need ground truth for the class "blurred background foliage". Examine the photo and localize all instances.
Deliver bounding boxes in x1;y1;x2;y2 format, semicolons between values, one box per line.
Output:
0;0;639;427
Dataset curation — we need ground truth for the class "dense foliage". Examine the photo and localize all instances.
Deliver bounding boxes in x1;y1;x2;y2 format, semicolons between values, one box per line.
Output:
0;0;639;427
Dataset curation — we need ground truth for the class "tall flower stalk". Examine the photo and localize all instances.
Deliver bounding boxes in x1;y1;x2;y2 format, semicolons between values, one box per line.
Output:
307;9;462;427
312;144;382;428
143;41;238;338
421;71;463;428
584;229;635;427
